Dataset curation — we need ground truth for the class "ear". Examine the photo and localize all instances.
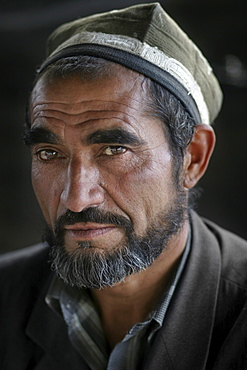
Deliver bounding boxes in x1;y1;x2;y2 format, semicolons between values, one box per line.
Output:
183;124;216;189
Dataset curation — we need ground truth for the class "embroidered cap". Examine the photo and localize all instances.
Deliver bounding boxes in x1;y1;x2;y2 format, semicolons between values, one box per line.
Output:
38;2;223;125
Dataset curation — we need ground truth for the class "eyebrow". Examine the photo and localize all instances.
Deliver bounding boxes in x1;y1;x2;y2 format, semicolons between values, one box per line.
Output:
23;126;145;148
86;128;144;146
23;127;62;147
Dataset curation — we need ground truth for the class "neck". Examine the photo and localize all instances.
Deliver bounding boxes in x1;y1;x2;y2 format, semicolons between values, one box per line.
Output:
91;220;189;348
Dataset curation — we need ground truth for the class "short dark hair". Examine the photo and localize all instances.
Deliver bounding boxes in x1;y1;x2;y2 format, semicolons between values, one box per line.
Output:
145;78;196;169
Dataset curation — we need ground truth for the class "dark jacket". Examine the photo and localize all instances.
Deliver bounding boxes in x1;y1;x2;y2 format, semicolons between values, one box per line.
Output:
1;212;247;369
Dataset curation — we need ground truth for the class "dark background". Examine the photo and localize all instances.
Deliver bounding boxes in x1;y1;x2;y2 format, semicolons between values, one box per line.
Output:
1;0;246;254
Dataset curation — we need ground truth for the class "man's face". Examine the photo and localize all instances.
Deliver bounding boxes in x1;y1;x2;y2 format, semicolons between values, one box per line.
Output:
29;67;188;288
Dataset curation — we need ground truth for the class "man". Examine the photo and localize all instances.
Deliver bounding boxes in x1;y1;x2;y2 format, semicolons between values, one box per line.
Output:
1;3;247;369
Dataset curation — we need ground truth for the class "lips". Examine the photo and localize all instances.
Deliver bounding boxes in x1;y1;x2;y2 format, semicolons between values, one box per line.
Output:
64;223;116;240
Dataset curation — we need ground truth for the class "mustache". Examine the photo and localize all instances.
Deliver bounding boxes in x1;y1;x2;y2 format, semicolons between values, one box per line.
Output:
54;208;133;235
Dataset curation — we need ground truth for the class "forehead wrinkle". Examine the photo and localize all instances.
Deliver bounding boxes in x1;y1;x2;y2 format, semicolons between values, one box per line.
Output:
31;84;147;128
31;107;140;127
32;98;141;115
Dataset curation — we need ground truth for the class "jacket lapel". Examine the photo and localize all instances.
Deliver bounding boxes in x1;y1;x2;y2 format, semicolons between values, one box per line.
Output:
143;212;221;370
25;273;88;369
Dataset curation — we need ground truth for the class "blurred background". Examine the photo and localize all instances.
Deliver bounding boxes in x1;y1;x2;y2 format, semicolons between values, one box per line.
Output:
0;0;246;254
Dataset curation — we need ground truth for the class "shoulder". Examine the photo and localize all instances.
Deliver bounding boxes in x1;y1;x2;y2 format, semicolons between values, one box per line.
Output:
0;243;50;265
202;216;247;286
0;244;55;366
0;243;51;279
197;218;247;368
0;243;52;309
191;212;247;326
191;211;247;288
190;213;247;367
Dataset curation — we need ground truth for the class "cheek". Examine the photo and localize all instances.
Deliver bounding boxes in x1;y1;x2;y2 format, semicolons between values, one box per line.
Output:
127;150;173;191
135;156;173;205
104;151;174;228
31;163;61;227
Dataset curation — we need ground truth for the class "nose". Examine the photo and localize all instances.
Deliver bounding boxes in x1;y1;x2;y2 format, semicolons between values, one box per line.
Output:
60;157;105;213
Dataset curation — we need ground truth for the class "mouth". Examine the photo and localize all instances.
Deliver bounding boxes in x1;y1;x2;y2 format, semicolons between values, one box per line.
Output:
64;223;116;241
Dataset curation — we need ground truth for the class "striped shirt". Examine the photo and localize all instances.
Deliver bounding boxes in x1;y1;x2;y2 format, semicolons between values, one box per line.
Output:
46;233;190;369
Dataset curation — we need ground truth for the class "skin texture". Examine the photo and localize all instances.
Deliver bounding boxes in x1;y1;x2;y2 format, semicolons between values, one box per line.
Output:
29;65;215;347
31;69;180;250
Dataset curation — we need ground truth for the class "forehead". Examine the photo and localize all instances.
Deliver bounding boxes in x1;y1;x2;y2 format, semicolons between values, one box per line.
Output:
29;66;165;142
31;64;146;108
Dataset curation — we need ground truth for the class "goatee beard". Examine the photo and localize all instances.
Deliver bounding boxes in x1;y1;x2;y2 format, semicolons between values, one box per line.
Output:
45;191;188;289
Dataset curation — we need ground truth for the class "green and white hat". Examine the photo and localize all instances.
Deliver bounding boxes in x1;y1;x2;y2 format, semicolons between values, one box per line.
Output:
38;2;223;125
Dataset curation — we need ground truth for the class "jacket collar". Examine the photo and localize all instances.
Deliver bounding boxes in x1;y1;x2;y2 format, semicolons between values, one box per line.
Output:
143;211;221;369
25;271;87;369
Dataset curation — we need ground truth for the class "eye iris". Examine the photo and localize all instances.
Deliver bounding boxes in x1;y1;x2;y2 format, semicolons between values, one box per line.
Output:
40;150;57;160
105;146;125;155
115;147;123;154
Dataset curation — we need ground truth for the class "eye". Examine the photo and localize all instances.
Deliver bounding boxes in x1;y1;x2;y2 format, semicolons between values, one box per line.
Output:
103;146;127;156
36;149;61;161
